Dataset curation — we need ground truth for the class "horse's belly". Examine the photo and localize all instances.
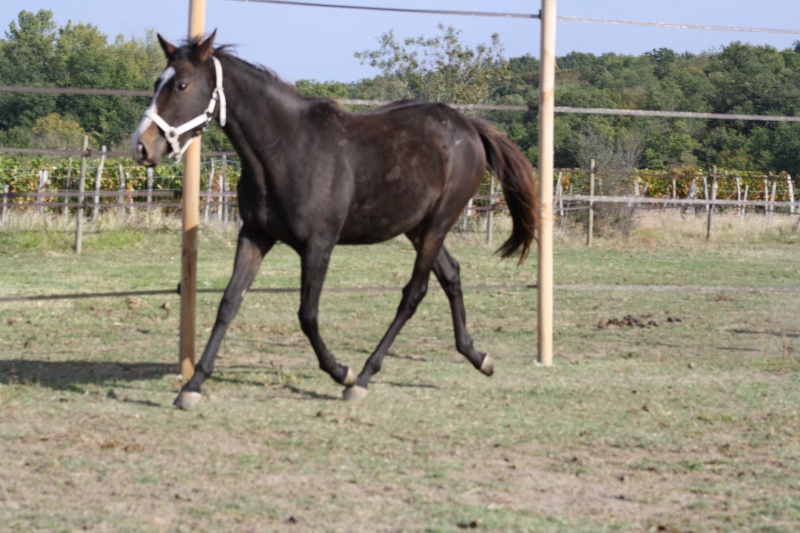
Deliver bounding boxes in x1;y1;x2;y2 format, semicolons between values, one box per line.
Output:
338;202;427;244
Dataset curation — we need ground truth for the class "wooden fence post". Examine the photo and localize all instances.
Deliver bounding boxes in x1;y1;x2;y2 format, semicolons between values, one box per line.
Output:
707;170;718;240
118;163;125;222
587;160;595;246
146;167;154;222
735;176;742;217
204;158;215;223
555;172;565;232
74;136;89;253
787;174;794;214
671;177;677;208
764;178;769;216
462;198;474;230
63;158;73;221
92;145;106;222
537;0;556;367
219;154;228;224
486;173;494;246
770;181;777;219
180;0;206;383
683;178;698;215
127;172;134;218
37;169;48;220
742;184;749;221
1;185;8;225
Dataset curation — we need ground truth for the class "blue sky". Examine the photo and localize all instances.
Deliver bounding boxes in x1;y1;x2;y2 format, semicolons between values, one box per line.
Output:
3;1;800;82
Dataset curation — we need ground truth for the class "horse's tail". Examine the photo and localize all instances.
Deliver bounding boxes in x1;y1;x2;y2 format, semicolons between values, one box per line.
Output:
472;118;539;263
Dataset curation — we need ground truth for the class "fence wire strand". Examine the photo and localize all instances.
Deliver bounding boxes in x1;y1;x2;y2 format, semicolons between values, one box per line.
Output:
229;0;800;35
229;0;538;19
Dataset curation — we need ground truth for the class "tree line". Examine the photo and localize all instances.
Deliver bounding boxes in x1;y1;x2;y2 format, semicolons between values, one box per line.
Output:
2;9;800;179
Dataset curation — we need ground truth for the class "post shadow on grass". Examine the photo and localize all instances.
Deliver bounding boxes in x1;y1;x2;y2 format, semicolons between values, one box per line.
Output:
0;359;171;391
730;328;800;339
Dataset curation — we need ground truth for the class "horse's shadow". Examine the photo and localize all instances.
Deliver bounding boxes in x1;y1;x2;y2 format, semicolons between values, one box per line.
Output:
0;359;341;403
0;359;442;403
0;359;170;391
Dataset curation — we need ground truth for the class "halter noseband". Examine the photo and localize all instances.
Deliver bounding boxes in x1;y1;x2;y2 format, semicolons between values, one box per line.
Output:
144;56;227;160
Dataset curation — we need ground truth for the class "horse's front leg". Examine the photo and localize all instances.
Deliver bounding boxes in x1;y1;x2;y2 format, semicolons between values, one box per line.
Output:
297;242;357;387
174;228;275;409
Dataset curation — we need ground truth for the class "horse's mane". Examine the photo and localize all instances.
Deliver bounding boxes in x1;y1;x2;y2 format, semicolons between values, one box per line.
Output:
211;44;300;96
175;37;299;96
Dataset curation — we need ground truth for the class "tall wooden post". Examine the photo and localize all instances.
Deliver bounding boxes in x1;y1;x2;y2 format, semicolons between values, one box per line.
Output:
537;0;556;366
180;0;206;382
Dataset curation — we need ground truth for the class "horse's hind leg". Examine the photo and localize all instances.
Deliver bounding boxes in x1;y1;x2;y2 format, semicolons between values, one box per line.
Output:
174;228;274;409
344;235;443;401
432;247;493;376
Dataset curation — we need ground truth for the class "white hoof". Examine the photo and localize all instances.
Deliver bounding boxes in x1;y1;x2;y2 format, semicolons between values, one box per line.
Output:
174;391;202;410
479;355;494;376
342;367;356;387
342;385;368;401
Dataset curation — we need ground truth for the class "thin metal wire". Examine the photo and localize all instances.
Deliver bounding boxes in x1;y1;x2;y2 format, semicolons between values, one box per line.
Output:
554;106;800;123
557;15;800;35
230;0;539;19
229;0;800;35
0;86;150;97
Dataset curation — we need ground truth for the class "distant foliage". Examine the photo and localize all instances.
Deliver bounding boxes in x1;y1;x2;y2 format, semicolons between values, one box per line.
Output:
2;10;800;179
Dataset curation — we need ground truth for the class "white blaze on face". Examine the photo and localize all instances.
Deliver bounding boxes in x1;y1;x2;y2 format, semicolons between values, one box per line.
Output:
131;66;176;154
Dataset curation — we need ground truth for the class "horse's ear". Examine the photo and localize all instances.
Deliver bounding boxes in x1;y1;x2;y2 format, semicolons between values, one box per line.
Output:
196;30;217;62
157;34;177;58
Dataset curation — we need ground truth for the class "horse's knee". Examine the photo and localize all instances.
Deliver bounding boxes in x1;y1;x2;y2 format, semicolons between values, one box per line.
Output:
298;306;318;336
401;282;428;315
217;291;245;323
440;278;462;298
436;257;462;296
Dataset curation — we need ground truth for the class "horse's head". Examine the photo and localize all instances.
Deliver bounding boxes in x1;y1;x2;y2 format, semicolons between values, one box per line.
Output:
132;31;226;166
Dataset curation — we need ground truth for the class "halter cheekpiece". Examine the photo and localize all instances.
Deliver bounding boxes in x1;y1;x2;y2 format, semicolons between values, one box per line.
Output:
145;56;227;160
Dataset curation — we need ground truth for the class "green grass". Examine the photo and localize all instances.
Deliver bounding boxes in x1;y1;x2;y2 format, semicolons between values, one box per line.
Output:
1;213;799;531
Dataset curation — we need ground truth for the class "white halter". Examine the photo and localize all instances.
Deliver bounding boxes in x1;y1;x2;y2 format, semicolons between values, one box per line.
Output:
134;56;227;160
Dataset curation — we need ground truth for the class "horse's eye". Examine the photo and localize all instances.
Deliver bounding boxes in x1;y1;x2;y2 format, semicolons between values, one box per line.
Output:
176;82;188;92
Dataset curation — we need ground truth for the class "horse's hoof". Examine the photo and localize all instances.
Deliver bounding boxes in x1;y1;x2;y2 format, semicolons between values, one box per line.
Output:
342;367;356;387
479;354;494;376
174;391;202;410
343;385;368;401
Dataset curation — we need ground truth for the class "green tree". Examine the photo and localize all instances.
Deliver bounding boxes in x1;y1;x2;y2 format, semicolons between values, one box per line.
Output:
354;24;510;104
295;80;353;99
0;10;59;138
0;10;164;150
31;113;90;150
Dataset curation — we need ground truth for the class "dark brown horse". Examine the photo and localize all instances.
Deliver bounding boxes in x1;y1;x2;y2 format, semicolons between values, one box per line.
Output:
132;32;538;407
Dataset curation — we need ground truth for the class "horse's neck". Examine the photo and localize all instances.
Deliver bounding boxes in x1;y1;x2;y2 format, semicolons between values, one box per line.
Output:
220;57;305;164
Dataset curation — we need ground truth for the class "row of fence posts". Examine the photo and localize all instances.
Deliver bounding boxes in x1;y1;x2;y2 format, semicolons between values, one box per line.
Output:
461;157;795;247
5;141;797;249
203;155;233;224
575;160;795;244
1;136;234;253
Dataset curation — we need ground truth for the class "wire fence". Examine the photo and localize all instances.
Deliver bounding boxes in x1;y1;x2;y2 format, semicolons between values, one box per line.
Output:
2;149;797;249
1;4;798;233
2;2;800;308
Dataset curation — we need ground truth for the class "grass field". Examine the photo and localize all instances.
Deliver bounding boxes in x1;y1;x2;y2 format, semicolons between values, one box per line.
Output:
1;212;799;532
